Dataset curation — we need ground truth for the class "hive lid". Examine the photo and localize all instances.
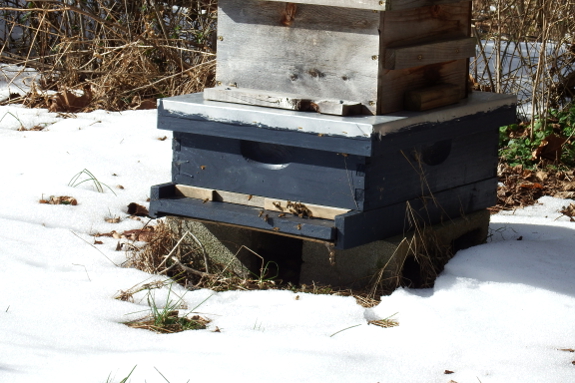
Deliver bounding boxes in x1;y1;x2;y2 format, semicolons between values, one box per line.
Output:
160;92;517;139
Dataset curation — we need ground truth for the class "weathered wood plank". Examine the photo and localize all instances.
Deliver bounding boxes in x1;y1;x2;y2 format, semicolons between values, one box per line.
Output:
149;185;336;241
175;184;350;220
217;0;380;114
251;0;468;12
204;87;303;110
203;87;362;116
264;199;350;220
376;2;471;113
379;2;470;48
383;37;475;70
404;83;462;111
378;59;468;114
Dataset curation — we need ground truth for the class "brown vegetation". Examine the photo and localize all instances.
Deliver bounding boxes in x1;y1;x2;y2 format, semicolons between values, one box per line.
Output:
0;0;216;111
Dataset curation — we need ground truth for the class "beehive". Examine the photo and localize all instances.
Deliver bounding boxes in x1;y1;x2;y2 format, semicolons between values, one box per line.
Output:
204;0;476;115
150;92;516;249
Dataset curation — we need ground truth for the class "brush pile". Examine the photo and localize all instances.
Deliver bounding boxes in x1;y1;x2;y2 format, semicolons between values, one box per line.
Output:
0;0;216;112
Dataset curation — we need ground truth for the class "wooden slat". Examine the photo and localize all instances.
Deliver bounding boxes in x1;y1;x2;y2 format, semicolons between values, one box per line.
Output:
377;2;471;114
150;187;336;242
204;87;362;116
264;199;350;221
383;37;475;70
204;87;304;111
379;2;470;46
175;185;350;220
404;83;462;111
251;0;467;11
176;185;265;208
378;59;468;114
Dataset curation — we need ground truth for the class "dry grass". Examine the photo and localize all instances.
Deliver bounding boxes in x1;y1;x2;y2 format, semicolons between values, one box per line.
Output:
0;0;216;111
365;201;453;300
122;220;384;308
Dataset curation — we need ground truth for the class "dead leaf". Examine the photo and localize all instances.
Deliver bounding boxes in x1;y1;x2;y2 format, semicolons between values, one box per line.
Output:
560;348;575;352
135;99;157;110
18;125;45;132
49;85;92;113
39;195;78;205
94;230;118;238
520;182;544;190
105;216;121;224
532;134;567;161
94;240;103;245
444;370;455;374
123;226;155;242
127;202;149;216
129;95;156;110
535;171;548;182
560;203;575;221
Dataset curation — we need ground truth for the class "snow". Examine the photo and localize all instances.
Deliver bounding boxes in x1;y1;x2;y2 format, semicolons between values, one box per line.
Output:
1;66;575;383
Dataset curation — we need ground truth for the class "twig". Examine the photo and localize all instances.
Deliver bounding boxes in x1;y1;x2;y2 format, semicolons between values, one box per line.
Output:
186;231;210;274
70;230;118;266
72;263;92;281
330;324;362;338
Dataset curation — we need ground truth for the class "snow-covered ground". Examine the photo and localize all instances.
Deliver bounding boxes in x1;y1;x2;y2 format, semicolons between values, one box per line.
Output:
1;66;575;383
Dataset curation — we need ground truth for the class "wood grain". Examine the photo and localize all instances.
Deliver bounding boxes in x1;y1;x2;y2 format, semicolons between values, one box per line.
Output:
376;2;471;113
251;0;468;12
217;0;380;114
204;86;362;116
404;83;462;111
383;37;475;70
174;184;350;220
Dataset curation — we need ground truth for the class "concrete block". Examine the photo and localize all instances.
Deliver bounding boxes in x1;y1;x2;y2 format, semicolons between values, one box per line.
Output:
164;217;303;281
165;209;489;291
300;209;490;290
165;217;257;278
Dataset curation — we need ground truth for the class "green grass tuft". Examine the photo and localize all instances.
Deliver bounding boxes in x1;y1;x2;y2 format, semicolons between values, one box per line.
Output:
69;168;116;195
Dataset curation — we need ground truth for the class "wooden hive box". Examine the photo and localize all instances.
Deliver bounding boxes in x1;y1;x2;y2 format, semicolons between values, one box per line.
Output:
204;0;476;115
150;92;517;249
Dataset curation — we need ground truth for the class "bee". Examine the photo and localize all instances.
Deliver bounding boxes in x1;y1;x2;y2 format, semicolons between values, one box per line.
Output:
202;198;209;204
295;295;300;300
296;224;302;230
273;227;280;232
200;165;206;170
262;214;269;222
278;213;286;218
247;194;253;201
272;201;284;211
258;210;264;217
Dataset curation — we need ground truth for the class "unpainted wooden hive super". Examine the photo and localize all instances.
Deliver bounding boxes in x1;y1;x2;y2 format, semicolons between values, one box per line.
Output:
204;0;476;115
